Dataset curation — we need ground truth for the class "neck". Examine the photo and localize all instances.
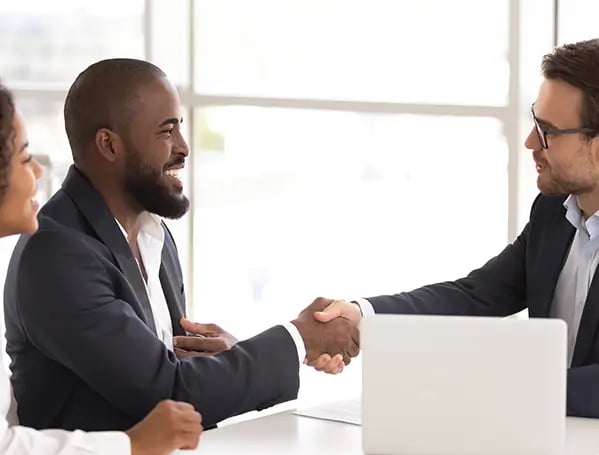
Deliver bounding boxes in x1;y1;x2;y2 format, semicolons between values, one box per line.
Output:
576;191;599;220
79;166;144;238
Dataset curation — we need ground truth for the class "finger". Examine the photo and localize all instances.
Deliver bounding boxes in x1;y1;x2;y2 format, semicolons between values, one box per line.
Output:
180;318;219;336
351;328;361;349
342;354;352;366
175;348;218;358
309;353;331;370
324;359;344;375
179;430;202;450
179;411;203;428
318;354;343;374
308;353;332;370
347;338;360;358
172;401;195;411
313;299;342;323
174;336;227;352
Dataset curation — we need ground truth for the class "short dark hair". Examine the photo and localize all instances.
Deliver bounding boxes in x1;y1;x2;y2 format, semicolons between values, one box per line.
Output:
0;81;15;203
63;58;166;164
541;38;599;137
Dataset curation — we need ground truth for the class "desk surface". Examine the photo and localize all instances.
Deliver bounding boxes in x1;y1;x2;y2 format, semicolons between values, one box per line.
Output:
179;411;599;454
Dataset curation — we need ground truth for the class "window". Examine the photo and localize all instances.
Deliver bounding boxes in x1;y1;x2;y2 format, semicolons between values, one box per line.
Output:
193;107;508;336
0;0;143;85
194;0;509;105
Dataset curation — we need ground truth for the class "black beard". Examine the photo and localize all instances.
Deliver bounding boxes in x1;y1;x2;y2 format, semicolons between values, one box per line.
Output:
124;149;189;219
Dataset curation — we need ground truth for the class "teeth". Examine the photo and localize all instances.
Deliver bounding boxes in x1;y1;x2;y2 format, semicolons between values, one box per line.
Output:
165;169;180;178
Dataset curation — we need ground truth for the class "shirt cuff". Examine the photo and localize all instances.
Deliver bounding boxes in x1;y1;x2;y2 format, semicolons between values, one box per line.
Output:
26;429;131;454
354;298;376;317
281;322;306;367
75;431;130;454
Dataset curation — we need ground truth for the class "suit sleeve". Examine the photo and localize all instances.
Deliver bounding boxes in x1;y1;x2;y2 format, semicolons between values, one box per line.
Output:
16;231;300;428
367;222;529;317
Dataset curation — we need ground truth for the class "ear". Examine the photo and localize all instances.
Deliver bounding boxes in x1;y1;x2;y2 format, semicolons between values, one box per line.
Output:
590;136;599;162
94;128;123;163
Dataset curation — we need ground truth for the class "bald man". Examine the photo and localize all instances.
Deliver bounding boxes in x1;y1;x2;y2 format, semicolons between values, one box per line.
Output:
4;59;359;432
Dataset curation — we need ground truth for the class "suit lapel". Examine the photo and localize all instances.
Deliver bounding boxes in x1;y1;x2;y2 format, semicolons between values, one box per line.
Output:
159;236;186;336
571;272;599;366
61;166;157;334
532;205;575;318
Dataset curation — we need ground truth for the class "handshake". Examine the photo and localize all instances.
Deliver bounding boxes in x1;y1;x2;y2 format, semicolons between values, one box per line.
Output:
290;297;363;375
174;297;363;374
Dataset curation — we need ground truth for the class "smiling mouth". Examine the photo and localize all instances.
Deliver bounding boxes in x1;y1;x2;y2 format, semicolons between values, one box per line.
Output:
165;168;181;179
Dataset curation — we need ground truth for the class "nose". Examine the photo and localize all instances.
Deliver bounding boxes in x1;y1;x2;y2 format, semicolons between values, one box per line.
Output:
524;126;541;151
180;140;190;157
175;132;190;157
31;157;43;180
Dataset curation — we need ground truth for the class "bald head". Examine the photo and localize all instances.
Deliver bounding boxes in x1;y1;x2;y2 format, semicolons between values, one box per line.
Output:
64;58;166;164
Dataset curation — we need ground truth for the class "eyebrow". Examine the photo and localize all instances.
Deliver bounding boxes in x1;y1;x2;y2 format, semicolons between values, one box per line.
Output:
534;114;558;130
158;117;183;128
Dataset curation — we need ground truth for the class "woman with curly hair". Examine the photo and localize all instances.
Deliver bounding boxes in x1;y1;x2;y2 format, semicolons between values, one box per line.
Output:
0;82;202;454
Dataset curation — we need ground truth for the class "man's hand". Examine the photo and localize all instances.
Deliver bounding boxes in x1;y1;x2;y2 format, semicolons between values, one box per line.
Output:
313;299;362;326
174;318;238;359
126;399;202;455
291;297;360;367
310;298;363;374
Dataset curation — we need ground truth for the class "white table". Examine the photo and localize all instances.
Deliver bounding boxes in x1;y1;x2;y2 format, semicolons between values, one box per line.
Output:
180;411;599;454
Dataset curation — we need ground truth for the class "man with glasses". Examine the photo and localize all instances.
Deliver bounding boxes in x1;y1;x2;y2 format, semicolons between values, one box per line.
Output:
308;38;599;418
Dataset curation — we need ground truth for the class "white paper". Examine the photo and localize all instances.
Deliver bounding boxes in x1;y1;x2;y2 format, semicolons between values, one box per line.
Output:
293;397;362;426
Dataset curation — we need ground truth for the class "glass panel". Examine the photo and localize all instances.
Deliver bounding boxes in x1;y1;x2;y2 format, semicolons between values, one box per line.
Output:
558;0;599;44
194;0;508;105
150;0;190;86
0;0;144;84
18;98;71;198
192;107;508;335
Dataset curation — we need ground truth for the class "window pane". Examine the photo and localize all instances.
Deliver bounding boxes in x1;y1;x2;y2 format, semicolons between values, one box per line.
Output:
150;0;190;86
558;0;599;44
0;0;144;84
194;0;508;105
18;99;70;198
192;107;508;339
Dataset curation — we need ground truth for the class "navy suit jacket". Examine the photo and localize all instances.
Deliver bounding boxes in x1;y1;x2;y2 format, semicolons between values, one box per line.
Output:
4;166;299;431
367;193;599;417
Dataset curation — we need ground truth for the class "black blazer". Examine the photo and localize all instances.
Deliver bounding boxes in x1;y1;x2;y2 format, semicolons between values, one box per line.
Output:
367;194;599;417
4;166;299;431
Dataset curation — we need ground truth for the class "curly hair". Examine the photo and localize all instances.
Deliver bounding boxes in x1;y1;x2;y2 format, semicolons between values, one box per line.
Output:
0;81;15;204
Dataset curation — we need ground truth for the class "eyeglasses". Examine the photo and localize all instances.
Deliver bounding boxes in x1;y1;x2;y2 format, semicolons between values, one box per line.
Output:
531;103;596;149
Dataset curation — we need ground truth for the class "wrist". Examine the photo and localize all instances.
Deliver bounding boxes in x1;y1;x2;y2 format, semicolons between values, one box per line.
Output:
350;301;363;316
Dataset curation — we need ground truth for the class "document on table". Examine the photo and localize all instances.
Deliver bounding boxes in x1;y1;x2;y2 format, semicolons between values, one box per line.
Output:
293;397;362;426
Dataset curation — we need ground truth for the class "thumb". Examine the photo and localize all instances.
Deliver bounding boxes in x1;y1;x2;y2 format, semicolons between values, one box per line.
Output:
313;300;342;323
180;317;210;335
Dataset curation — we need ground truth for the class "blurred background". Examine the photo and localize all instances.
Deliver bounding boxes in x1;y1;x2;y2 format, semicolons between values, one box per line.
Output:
0;0;596;414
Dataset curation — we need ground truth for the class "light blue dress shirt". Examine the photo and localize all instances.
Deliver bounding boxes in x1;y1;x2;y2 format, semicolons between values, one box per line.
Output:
550;195;599;366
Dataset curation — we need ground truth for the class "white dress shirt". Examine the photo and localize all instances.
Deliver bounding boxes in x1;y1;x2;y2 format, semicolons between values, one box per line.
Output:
0;365;129;454
116;213;174;350
115;214;305;362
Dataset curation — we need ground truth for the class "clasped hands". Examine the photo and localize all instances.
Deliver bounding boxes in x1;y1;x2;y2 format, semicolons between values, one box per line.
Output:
174;297;363;375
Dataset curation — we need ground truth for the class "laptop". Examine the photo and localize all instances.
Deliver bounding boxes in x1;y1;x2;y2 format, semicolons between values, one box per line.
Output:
361;314;567;455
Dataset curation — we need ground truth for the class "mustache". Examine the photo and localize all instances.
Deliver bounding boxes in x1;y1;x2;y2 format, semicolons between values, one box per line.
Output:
164;156;186;170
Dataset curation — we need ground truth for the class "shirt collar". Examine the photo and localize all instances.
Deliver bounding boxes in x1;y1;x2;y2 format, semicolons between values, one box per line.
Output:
563;195;599;240
114;212;164;243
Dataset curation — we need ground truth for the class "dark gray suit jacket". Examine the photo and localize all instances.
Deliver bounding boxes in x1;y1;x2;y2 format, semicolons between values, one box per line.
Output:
4;166;299;431
367;194;599;417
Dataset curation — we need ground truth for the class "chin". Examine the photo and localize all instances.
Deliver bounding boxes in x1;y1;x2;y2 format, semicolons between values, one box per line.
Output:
21;218;39;235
